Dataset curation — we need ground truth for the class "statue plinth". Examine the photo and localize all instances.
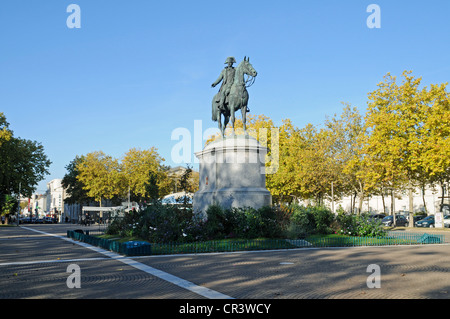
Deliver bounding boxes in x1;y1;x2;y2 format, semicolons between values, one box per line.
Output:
193;135;272;214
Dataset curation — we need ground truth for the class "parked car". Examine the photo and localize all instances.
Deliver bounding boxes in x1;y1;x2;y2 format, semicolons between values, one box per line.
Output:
43;217;57;224
413;215;426;224
397;211;411;219
443;215;450;228
415;215;435;228
34;218;44;224
369;214;386;221
381;215;408;227
19;217;31;224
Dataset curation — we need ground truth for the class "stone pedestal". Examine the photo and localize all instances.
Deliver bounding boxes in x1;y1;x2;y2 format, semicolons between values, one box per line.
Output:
193;135;272;214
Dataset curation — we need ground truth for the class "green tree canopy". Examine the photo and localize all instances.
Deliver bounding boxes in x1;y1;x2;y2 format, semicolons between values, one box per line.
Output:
0;135;51;197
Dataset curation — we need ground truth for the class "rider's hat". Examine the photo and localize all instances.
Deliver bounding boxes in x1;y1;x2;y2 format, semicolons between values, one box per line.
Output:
224;57;236;64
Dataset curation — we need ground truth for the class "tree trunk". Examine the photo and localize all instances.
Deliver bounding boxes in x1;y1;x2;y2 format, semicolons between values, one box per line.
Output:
391;189;396;226
350;194;353;214
408;182;414;214
409;184;414;228
358;191;364;216
421;185;427;214
390;190;393;215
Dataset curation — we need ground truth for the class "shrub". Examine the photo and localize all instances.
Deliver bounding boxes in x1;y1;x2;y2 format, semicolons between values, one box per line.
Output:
311;206;334;234
285;223;309;239
141;201;196;243
105;200;387;243
106;208;141;238
287;204;334;237
257;206;284;238
203;204;227;239
202;205;284;239
335;211;356;235
335;212;386;237
355;214;386;237
289;204;316;235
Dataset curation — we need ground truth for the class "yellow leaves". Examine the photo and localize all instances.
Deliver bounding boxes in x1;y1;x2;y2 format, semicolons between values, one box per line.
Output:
363;70;450;190
0;112;12;148
76;147;170;204
122;147;170;199
76;151;125;204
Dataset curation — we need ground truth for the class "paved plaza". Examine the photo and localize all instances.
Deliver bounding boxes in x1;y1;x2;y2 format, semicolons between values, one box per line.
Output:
1;224;450;301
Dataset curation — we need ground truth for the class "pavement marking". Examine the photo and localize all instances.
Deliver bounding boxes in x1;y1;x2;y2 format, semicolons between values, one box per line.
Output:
19;226;233;299
0;257;115;267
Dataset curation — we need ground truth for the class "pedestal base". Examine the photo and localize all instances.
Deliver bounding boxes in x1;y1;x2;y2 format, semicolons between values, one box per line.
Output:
193;135;272;214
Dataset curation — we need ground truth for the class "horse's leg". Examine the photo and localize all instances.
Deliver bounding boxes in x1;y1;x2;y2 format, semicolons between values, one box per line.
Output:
241;105;247;134
218;112;223;136
229;104;236;136
223;114;230;136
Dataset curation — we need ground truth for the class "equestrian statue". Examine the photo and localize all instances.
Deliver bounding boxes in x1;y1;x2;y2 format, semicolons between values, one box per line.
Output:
211;56;257;136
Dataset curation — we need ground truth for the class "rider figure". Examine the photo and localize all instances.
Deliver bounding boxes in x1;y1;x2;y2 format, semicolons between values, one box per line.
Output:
212;56;236;112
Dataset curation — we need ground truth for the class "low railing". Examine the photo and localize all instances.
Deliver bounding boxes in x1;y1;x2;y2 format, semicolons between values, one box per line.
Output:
67;230;445;257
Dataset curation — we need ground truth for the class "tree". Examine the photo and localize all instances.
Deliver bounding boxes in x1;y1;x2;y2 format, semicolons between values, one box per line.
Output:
0;136;51;197
0;113;51;223
122;147;171;202
0;112;12;148
266;119;339;205
419;82;450;208
177;164;199;195
296;124;342;205
76;151;126;207
62;155;93;205
324;103;370;213
362;71;425;216
0;194;18;224
265;119;301;202
177;164;194;207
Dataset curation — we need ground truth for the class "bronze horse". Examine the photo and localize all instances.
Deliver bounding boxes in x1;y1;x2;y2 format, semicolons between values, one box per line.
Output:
212;57;257;136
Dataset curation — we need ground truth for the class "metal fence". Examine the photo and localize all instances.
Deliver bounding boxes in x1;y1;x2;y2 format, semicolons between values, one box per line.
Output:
67;230;446;257
306;232;445;247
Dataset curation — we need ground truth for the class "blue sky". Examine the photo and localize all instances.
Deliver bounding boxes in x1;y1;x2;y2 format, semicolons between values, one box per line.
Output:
1;0;450;193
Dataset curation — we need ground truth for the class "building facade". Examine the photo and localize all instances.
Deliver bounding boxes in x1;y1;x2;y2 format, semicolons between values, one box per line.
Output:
46;179;66;220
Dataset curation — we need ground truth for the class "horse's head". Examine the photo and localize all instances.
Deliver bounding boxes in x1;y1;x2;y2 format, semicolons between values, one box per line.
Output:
241;56;257;77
